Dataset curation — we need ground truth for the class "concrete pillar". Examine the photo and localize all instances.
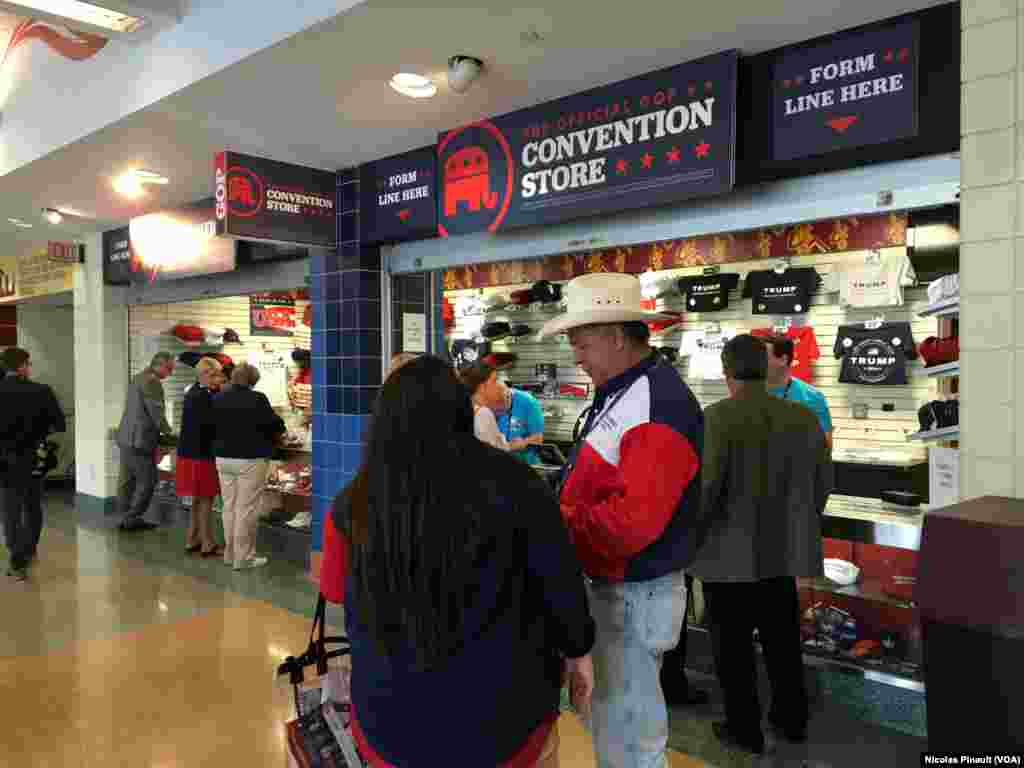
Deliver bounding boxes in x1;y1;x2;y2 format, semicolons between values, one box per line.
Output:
72;232;128;509
959;0;1024;498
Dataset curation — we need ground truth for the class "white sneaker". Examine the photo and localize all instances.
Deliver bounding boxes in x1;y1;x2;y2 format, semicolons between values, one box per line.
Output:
233;556;268;571
286;511;313;529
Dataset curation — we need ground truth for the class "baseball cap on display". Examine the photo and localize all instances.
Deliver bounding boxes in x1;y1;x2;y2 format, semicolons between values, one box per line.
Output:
172;324;206;346
919;336;958;368
646;313;684;334
509;288;534;306
223;328;242;344
482;352;518;370
209;353;234;367
292;349;311;367
481;321;512;341
177;351;204;367
302;305;312;327
509;324;533;339
530;280;562;304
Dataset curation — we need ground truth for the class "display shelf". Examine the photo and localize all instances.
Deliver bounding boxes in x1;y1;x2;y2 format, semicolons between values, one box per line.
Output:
824;495;923;550
799;576;915;609
914;361;959;378
917;298;959;319
907;425;959;442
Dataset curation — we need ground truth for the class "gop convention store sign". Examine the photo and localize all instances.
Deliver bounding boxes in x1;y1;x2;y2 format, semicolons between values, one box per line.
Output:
215;151;336;248
773;19;919;161
437;50;738;237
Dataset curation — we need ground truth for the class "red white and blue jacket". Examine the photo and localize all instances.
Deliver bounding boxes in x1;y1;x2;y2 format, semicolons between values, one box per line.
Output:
560;354;703;583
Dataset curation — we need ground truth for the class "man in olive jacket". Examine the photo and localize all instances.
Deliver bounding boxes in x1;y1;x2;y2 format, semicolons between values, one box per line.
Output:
115;352;176;531
688;334;832;755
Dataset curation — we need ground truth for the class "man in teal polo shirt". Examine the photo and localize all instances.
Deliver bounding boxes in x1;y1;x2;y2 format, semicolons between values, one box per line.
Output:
763;336;833;452
494;380;545;464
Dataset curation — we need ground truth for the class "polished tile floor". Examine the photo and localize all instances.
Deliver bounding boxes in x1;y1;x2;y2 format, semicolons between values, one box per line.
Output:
1;492;710;767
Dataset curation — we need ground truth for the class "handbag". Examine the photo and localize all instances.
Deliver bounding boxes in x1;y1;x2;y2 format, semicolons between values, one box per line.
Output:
278;595;363;768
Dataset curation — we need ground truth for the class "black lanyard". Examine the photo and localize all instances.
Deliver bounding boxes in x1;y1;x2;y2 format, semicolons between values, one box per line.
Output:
559;382;633;490
782;379;793;400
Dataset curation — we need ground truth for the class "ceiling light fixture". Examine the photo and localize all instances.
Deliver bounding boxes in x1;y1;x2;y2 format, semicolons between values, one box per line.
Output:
113;168;169;199
7;0;146;33
7;217;32;228
42;207;63;225
389;72;437;99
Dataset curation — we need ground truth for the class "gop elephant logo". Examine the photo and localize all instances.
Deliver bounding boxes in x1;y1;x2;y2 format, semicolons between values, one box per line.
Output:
438;120;514;237
225;166;265;219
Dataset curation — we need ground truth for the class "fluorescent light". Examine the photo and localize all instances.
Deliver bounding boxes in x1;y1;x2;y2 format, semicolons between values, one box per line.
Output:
390;72;437;99
8;217;32;228
113;168;169;199
11;1;146;33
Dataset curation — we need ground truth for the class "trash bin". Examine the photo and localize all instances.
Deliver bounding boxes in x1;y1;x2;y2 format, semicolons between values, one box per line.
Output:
916;496;1024;752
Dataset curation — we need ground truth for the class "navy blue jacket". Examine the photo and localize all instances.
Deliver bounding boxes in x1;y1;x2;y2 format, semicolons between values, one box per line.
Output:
176;386;217;461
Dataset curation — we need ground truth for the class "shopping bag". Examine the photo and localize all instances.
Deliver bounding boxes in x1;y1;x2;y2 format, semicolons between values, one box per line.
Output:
278;595;363;768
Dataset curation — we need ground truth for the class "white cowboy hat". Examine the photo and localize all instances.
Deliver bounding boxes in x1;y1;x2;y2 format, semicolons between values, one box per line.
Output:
539;272;673;339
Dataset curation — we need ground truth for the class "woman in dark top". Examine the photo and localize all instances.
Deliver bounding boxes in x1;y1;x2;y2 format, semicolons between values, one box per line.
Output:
211;363;286;570
176;357;223;556
320;355;594;767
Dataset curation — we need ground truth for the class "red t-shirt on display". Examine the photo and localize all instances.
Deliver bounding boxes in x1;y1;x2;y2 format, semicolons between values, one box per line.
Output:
752;326;821;383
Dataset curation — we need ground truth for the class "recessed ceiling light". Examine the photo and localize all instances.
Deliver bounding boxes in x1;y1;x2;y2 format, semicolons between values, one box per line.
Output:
8;218;32;228
113;168;169;199
10;1;146;33
389;72;437;99
42;208;63;225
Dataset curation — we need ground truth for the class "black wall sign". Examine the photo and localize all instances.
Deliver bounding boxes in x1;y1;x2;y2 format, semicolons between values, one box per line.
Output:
102;226;133;285
215;151;335;248
438;50;737;237
773;19;919;162
360;147;437;245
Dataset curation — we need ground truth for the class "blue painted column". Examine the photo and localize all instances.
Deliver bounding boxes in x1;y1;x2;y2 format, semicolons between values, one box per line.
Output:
310;168;382;558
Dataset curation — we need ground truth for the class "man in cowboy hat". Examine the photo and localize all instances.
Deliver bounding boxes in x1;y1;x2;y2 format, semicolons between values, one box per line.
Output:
540;272;704;768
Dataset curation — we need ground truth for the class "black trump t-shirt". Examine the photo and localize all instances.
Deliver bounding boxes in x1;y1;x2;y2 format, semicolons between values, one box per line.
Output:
677;273;740;312
834;322;917;385
743;267;819;315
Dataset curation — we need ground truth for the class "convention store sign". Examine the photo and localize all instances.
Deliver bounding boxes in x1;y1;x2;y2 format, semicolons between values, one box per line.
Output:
773;19;919;161
215;151;335;248
128;201;236;284
360;146;437;245
438;50;738;237
17;246;73;297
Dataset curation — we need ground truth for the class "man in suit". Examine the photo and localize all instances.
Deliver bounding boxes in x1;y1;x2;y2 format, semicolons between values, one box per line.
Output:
688;334;832;755
116;351;175;531
0;347;66;581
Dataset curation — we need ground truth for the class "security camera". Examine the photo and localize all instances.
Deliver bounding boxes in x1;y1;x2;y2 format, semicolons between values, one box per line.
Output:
448;55;483;94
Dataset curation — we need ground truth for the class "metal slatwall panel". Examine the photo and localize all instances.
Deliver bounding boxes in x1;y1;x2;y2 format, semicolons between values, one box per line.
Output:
446;248;944;461
128;296;311;431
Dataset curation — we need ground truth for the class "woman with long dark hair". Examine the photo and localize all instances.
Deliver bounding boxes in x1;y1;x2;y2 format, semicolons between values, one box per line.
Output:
320;355;594;767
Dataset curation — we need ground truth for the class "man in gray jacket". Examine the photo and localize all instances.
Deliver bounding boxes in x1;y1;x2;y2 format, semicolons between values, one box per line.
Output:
115;352;176;531
688;335;832;755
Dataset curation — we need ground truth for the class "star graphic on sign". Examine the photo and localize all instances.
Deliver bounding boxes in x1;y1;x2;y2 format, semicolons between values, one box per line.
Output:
616;158;629;175
898;47;909;61
641;152;654;169
705;80;713;91
695;142;711;159
688;84;696;96
884;50;894;63
783;79;792;89
666;146;681;163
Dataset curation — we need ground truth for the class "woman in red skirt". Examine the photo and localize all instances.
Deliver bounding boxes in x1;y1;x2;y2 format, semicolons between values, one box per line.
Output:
176;357;223;556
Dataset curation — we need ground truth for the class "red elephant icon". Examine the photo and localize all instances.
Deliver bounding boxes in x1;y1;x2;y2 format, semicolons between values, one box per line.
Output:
229;175;257;207
444;146;499;217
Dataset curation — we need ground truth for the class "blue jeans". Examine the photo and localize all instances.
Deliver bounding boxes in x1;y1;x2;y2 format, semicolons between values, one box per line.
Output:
586;571;687;768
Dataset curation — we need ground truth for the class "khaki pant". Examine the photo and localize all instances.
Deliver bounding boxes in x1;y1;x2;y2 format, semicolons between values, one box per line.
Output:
216;458;268;567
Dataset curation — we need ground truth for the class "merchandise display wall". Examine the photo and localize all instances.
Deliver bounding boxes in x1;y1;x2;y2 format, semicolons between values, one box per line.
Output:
441;212;960;686
127;294;314;529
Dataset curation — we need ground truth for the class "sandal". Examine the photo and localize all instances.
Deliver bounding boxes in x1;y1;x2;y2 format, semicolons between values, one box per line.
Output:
200;547;224;558
185;544;201;555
